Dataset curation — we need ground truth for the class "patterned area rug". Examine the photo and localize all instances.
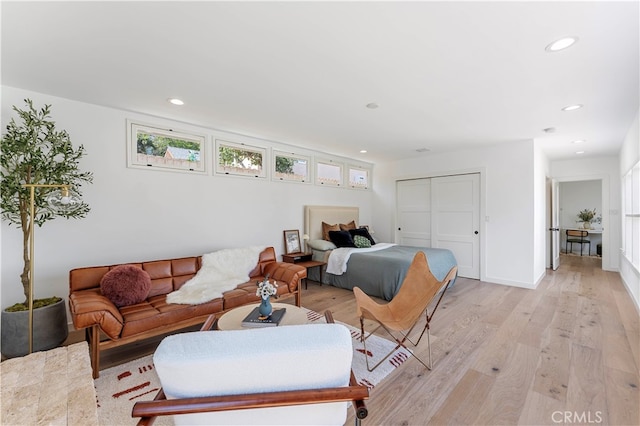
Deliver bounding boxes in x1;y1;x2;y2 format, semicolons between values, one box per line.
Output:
94;308;411;425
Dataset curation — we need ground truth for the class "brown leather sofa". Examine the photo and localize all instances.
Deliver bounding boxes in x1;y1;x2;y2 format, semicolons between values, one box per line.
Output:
68;247;306;378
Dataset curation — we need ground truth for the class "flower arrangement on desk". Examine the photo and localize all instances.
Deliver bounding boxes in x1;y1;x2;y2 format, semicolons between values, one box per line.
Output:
256;278;278;300
577;208;598;229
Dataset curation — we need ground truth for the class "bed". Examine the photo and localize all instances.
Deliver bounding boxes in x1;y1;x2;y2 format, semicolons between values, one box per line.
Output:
303;205;458;301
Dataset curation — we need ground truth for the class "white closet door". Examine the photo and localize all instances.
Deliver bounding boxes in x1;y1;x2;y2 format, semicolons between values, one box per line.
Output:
431;174;480;279
396;179;431;247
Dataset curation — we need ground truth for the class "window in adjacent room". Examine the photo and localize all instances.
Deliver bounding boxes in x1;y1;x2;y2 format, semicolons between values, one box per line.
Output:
316;159;343;187
272;151;310;183
127;121;206;173
348;165;370;190
215;140;266;178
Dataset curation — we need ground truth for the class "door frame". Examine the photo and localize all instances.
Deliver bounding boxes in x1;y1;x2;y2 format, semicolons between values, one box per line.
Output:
545;173;610;271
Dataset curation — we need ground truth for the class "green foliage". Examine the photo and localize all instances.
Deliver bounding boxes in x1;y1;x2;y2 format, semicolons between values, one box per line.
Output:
275;156;295;174
136;132;200;156
219;146;262;169
5;296;62;312
577;208;596;223
0;99;93;304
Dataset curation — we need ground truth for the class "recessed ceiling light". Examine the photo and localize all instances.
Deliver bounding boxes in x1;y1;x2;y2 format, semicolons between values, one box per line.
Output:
360;150;368;154
168;98;184;106
576;151;585;155
545;36;578;52
562;104;583;111
572;140;585;144
366;103;379;109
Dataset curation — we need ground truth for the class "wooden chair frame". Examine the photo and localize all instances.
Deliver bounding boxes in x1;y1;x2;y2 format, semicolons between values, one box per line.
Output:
132;312;368;426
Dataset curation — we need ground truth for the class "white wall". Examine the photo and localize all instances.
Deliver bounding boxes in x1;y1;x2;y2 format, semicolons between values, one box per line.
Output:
0;87;375;310
559;180;602;229
534;143;550;286
619;110;639;310
549;157;620;272
384;140;538;288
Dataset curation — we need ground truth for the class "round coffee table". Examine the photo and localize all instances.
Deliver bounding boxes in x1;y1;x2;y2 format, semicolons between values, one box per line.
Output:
217;302;309;330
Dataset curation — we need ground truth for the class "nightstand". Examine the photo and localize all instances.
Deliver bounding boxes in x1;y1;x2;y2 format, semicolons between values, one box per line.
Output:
282;252;312;263
282;253;326;289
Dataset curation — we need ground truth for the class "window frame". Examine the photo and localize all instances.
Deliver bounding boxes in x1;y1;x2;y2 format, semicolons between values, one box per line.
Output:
347;164;371;190
272;150;311;184
622;161;640;271
214;139;267;178
315;158;344;187
127;121;207;173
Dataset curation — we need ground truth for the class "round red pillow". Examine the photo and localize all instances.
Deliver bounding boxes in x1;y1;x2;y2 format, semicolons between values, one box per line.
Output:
100;265;151;307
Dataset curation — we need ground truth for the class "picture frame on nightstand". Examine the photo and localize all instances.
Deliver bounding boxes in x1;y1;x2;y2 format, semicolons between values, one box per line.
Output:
283;229;302;254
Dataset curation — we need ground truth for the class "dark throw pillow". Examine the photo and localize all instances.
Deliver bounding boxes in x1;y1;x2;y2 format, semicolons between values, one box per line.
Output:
328;230;356;248
349;227;376;245
100;264;151;307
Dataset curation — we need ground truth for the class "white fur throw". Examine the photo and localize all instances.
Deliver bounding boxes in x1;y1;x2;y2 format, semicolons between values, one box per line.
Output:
166;246;266;305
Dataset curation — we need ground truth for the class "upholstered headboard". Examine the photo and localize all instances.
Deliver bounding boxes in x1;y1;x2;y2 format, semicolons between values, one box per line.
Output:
304;205;360;240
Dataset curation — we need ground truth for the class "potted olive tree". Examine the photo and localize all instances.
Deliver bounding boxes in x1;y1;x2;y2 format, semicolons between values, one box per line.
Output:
1;99;93;357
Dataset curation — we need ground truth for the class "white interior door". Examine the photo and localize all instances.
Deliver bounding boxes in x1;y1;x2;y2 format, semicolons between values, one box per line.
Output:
396;179;431;247
551;179;560;270
431;174;480;279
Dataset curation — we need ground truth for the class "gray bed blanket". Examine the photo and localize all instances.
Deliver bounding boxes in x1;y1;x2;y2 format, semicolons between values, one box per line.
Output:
310;245;457;301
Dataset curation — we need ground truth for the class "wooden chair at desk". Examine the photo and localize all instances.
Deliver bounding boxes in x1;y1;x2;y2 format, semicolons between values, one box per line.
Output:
566;230;591;256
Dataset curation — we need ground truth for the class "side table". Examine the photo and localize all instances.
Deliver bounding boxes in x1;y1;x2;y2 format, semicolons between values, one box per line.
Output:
282;252;312;263
297;260;327;289
282;253;326;289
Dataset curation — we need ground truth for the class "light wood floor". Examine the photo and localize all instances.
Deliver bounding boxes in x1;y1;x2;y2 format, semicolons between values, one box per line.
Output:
69;254;639;425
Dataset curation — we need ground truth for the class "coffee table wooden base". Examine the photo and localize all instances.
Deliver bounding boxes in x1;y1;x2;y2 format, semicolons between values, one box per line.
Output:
217;303;309;330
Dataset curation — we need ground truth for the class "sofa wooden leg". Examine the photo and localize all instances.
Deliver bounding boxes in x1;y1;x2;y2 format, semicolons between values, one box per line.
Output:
87;325;100;379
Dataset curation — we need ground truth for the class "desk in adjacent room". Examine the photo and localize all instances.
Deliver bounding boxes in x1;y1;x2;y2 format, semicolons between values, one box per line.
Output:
562;228;603;256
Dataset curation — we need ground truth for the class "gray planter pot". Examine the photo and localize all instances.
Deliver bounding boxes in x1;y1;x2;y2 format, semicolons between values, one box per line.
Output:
1;298;68;358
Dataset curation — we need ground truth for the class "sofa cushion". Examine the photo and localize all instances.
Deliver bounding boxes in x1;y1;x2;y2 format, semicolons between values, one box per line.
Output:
100;265;151;307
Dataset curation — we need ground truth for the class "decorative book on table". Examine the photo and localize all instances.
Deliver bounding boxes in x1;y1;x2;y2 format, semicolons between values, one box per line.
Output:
241;307;287;328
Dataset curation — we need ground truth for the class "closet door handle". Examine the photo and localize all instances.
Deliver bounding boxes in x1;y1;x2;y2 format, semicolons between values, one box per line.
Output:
474;231;479;235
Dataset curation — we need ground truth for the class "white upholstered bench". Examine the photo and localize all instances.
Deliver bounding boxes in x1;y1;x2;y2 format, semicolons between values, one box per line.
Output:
133;321;368;425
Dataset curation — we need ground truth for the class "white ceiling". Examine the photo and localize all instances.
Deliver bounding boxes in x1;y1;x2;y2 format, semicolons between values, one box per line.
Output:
2;1;638;163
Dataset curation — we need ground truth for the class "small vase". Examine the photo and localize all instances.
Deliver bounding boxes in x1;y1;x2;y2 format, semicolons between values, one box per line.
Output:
583;222;591;229
259;297;273;317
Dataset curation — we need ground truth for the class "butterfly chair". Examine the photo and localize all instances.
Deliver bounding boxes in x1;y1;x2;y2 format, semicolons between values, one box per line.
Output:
132;312;368;426
353;252;457;372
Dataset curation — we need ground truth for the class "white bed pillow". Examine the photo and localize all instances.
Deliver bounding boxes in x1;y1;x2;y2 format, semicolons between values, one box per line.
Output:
306;239;337;251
